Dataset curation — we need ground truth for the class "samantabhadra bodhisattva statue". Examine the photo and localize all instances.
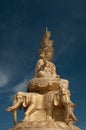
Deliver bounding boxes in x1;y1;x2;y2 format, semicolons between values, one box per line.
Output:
6;28;81;130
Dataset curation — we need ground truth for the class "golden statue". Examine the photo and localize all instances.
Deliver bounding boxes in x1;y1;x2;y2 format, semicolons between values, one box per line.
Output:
6;28;81;130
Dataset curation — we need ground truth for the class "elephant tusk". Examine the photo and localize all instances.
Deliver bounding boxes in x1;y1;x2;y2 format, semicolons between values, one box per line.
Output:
12;110;17;125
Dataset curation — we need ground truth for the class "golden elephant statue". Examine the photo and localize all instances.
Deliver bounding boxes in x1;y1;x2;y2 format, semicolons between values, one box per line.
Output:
6;91;58;124
6;89;78;125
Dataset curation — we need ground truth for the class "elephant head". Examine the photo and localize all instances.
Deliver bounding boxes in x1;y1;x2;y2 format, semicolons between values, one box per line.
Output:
53;86;71;106
53;89;78;123
6;92;29;125
53;90;60;106
15;92;29;108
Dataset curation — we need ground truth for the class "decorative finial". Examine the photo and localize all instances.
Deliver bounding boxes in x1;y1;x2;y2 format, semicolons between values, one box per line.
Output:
46;27;48;32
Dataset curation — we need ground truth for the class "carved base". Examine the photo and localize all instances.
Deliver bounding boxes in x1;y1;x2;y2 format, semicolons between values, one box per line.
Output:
9;128;81;130
27;77;61;92
9;121;80;130
27;77;69;94
9;106;80;130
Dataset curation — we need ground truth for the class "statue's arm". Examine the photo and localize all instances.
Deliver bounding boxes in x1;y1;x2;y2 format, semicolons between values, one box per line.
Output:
35;59;44;73
52;64;59;77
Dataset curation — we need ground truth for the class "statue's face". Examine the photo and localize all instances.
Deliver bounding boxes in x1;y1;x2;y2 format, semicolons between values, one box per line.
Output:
45;31;51;38
46;52;53;61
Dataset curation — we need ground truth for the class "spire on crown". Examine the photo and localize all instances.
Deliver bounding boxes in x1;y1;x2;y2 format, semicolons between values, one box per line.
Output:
39;27;54;61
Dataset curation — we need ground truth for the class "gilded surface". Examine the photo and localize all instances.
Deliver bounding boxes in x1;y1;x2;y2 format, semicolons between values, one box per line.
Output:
6;28;81;130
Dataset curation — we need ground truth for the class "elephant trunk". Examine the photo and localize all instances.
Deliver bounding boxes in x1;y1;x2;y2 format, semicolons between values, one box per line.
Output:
12;101;22;110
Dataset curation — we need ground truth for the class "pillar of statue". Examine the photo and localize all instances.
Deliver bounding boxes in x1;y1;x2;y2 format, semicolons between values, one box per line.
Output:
6;28;81;130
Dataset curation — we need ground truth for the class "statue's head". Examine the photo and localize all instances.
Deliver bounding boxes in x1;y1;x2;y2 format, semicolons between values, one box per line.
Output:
15;92;29;107
45;52;53;61
39;48;54;61
45;31;51;39
45;47;54;61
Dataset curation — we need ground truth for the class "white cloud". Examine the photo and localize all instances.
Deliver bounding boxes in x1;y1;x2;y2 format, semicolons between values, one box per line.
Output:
0;71;9;87
8;79;27;101
12;71;34;93
13;79;28;93
8;78;29;102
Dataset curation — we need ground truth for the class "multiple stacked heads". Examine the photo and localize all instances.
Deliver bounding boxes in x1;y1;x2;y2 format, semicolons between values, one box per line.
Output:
39;27;54;61
35;27;58;78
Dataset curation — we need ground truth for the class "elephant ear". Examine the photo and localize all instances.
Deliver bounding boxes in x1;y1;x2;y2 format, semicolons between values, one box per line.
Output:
23;95;29;107
54;94;59;106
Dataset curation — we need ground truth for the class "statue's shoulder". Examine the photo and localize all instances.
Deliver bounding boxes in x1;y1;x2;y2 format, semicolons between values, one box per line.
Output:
36;59;44;65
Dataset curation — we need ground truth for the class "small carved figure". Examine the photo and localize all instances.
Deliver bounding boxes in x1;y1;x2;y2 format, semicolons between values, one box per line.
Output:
54;87;78;123
64;102;78;124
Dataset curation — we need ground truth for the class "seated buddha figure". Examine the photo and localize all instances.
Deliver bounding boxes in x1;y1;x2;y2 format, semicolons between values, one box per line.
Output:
35;48;59;79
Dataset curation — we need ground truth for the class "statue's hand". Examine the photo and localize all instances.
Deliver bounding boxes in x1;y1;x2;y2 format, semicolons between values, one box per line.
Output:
6;107;12;112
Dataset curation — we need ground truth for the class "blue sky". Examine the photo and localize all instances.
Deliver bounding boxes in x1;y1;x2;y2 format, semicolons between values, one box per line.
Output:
0;0;86;129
